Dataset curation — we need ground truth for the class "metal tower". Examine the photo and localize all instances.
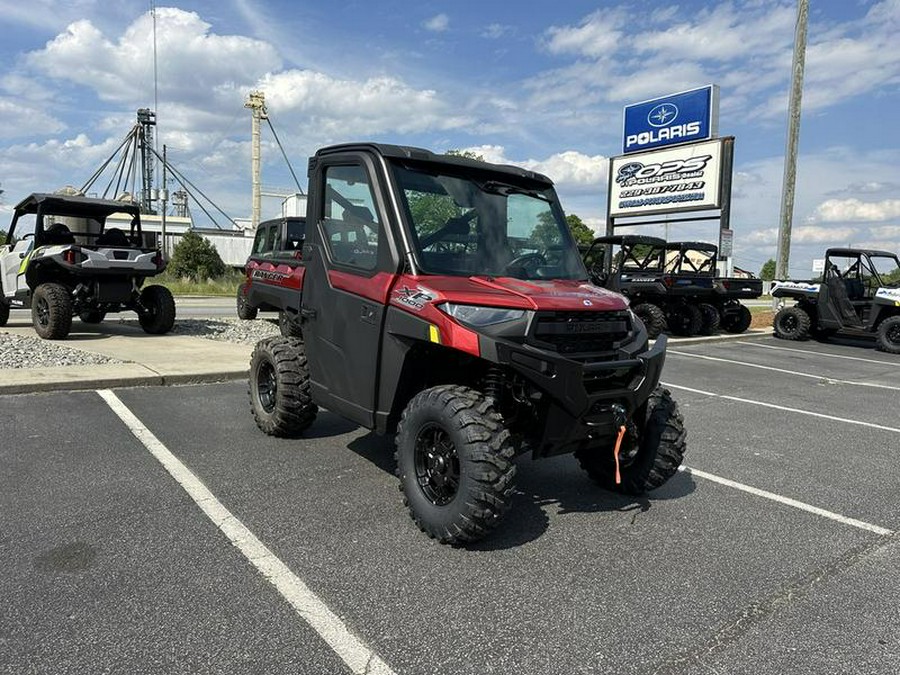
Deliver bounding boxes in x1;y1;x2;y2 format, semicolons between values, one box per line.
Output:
137;108;157;214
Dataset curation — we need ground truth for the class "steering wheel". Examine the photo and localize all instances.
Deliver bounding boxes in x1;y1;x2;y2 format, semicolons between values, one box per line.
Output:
505;252;547;273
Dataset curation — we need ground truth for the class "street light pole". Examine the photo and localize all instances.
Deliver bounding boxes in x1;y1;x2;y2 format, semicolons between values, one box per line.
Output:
775;0;809;293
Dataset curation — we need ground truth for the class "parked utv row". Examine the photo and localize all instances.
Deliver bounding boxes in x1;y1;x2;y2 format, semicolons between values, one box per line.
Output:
772;247;900;353
0;193;175;339
582;235;759;339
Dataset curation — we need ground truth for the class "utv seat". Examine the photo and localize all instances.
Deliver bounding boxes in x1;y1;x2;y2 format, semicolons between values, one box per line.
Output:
43;223;75;245
95;227;131;247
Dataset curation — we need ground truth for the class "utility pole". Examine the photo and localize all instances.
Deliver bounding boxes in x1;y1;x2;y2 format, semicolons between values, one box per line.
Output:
161;145;168;259
775;0;809;291
245;91;267;230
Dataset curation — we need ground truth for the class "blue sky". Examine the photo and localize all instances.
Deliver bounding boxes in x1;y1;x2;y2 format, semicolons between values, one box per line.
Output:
1;0;898;276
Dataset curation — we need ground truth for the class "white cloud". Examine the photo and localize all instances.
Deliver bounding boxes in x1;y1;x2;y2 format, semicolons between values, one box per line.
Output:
423;14;449;33
746;225;861;245
258;70;472;136
545;10;625;58
27;9;281;106
458;145;608;192
0;98;66;140
481;24;512;39
813;198;900;223
869;225;900;238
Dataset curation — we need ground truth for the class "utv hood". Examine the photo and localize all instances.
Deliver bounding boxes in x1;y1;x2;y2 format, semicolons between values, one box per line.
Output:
403;275;629;312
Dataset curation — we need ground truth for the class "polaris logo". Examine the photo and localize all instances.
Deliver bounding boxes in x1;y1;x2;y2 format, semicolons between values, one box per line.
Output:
616;156;712;185
626;122;702;151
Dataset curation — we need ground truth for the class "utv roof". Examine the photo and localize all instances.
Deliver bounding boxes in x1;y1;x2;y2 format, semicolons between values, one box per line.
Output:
590;235;667;247
315;143;554;186
826;247;898;258
667;241;718;252
14;193;141;218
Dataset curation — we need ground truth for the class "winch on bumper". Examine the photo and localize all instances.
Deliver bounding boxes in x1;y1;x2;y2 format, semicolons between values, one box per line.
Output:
478;309;666;458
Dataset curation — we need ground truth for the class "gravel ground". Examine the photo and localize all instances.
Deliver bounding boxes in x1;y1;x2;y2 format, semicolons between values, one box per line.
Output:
0;318;280;370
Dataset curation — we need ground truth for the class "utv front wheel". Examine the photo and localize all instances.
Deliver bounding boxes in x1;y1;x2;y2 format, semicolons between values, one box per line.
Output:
575;387;686;495
876;316;900;354
138;285;176;334
632;303;667;339
236;282;258;320
248;337;317;436
721;304;752;334
32;283;73;339
697;303;721;335
395;385;516;545
773;305;810;341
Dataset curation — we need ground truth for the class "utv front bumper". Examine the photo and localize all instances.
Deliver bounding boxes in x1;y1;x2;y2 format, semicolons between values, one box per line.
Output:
493;334;668;458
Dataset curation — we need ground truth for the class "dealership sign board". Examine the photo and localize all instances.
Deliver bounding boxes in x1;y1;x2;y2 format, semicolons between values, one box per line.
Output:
609;138;726;217
623;85;719;154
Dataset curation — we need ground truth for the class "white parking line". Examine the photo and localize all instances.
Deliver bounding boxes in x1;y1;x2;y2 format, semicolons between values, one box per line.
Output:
680;466;893;536
663;382;900;434
96;389;397;675
668;350;900;392
737;341;900;367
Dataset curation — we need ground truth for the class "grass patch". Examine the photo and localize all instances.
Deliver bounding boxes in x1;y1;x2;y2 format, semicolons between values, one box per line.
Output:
153;269;244;296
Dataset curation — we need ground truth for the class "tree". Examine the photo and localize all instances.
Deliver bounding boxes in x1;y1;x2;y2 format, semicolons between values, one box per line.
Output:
565;214;596;248
168;230;226;280
446;149;486;162
0;229;11;246
760;258;776;280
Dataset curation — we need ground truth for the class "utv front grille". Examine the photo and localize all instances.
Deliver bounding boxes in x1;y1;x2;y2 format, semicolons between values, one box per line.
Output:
528;310;632;358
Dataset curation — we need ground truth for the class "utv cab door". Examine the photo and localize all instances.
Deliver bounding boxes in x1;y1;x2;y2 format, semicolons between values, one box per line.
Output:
819;258;863;329
300;154;399;428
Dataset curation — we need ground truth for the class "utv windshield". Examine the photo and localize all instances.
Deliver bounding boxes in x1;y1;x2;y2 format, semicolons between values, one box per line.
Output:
392;163;586;280
869;253;900;287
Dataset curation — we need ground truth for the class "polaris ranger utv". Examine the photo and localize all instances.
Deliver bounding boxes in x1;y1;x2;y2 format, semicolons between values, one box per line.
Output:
236;215;306;337
771;247;900;353
248;144;686;545
0;193;175;339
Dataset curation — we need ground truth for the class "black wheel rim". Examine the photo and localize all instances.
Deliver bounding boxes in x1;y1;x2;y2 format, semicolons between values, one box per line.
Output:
256;361;277;413
781;314;797;332
35;296;50;327
414;423;460;506
888;324;900;345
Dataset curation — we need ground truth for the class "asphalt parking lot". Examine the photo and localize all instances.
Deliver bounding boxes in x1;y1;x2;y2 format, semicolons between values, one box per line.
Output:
2;334;898;674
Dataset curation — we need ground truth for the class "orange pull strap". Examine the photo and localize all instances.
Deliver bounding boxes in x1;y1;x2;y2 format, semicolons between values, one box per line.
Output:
613;425;626;485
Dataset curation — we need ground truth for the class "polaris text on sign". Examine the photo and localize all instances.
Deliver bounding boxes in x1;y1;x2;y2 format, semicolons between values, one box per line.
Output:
623;85;719;154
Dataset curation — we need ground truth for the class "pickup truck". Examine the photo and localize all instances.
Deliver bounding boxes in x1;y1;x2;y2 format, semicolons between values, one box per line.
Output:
236;215;305;336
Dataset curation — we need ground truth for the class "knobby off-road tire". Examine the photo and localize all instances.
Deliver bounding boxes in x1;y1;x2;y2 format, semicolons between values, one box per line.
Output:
876;316;900;354
668;304;703;337
575;386;686;495
236;282;258;320
138;285;176;335
697;302;721;335
248;337;317;436
0;300;9;327
721;304;752;334
79;309;106;324
395;385;516;545
32;283;73;340
773;305;811;341
632;303;667;339
279;310;303;338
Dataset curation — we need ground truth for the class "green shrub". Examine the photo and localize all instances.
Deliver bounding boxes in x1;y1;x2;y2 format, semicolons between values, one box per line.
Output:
168;230;226;280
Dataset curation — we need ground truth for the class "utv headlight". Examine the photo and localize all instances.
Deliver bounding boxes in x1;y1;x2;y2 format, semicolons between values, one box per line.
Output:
440;303;525;327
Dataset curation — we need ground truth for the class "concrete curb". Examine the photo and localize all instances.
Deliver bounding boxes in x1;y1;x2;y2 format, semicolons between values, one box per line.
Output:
663;327;774;347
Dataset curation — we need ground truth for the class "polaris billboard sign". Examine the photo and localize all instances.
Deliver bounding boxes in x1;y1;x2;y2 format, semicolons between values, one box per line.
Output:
623;85;719;154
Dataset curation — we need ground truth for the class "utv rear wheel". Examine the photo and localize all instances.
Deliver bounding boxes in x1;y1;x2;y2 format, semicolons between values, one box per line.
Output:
721;304;752;333
0;300;9;327
79;309;106;324
773;305;810;341
395;385;516;545
32;283;73;339
632;303;667;339
575;387;686;495
138;285;176;334
249;337;317;436
697;303;721;335
279;310;303;338
668;304;703;336
236;282;258;320
876;316;900;354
